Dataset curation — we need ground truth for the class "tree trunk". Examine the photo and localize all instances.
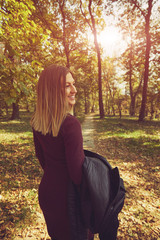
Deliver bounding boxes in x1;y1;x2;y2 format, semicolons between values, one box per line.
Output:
139;0;152;121
150;101;154;120
130;95;136;116
128;39;135;116
26;102;30;113
11;102;20;120
97;41;104;118
84;88;88;114
5;103;9;117
80;0;104;118
88;0;104;118
118;103;122;119
58;0;70;68
91;105;95;113
91;92;95;113
112;105;115;116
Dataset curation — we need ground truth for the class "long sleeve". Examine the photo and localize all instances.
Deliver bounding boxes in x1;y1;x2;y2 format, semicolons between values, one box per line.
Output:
61;116;84;185
33;130;45;169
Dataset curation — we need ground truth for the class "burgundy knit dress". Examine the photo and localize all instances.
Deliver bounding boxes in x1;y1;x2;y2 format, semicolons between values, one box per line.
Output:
33;115;85;240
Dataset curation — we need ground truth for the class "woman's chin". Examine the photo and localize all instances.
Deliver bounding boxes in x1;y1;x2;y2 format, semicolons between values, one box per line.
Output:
69;101;76;106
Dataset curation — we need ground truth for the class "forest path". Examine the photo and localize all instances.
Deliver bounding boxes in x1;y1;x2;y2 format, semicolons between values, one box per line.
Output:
82;113;95;151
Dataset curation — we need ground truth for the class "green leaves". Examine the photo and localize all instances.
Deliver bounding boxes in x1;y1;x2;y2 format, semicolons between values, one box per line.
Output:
0;0;50;116
0;0;159;119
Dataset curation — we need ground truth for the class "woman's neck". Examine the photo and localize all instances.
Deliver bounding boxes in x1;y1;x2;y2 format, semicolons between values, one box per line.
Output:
69;108;74;115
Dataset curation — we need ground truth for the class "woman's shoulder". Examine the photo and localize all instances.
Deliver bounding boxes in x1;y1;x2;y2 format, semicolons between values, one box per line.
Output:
63;114;81;127
60;114;81;134
65;114;80;122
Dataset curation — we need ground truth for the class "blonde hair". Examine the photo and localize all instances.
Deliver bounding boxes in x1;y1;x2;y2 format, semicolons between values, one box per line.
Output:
31;64;71;136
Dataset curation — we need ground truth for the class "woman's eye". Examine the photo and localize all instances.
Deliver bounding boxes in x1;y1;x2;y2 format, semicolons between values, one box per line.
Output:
65;83;76;88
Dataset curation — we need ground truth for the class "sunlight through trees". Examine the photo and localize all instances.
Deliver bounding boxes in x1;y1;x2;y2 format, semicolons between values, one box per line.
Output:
0;0;160;120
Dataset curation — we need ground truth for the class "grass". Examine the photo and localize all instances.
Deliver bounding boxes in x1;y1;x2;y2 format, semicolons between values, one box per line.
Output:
94;116;160;159
0;112;43;239
93;115;160;240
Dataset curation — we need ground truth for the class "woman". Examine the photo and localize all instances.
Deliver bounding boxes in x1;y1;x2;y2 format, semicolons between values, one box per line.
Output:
31;64;86;240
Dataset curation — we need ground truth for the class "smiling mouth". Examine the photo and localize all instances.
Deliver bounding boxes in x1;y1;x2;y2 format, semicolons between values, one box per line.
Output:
68;95;75;100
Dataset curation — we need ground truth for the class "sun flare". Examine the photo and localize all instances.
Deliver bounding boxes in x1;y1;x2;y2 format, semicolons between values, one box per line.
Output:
98;26;126;57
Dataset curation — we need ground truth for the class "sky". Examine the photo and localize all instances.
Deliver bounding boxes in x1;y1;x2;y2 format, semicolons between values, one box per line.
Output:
98;26;127;57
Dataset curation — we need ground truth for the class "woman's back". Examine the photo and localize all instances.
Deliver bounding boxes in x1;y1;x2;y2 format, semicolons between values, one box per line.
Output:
33;114;84;240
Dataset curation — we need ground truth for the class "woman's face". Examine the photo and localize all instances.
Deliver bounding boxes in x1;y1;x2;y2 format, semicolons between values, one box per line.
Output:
65;72;77;106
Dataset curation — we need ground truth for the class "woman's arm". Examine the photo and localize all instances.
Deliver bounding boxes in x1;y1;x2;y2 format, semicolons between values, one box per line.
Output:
62;116;84;185
33;130;45;169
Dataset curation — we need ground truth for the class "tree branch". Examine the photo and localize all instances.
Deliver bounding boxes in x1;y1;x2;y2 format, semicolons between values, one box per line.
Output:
129;0;146;17
80;0;93;31
34;2;61;40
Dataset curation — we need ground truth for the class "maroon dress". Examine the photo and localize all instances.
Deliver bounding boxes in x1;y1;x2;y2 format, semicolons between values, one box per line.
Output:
33;115;85;240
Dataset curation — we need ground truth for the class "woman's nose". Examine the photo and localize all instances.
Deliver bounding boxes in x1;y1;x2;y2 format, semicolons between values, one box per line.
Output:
71;85;77;93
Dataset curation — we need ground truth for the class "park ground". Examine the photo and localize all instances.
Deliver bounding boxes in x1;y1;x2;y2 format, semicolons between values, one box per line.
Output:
0;112;160;239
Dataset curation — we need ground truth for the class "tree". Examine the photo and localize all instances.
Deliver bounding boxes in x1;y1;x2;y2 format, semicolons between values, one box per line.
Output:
80;0;105;118
136;0;155;121
33;0;87;69
73;47;99;115
114;0;158;120
57;0;70;68
120;25;144;116
0;0;50;119
101;52;129;117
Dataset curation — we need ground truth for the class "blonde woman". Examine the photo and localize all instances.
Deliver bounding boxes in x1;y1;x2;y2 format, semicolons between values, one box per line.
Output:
31;65;87;240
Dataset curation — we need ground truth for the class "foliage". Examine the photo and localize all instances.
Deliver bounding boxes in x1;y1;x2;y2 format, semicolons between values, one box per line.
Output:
0;0;54;117
0;0;160;119
118;10;145;116
113;0;160;120
102;57;126;116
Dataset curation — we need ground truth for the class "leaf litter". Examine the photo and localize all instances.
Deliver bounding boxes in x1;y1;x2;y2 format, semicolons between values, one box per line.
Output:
93;116;160;240
0;114;160;239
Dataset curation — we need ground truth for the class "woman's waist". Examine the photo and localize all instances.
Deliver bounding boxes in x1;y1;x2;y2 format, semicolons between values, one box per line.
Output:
42;164;68;178
40;169;69;190
44;159;67;169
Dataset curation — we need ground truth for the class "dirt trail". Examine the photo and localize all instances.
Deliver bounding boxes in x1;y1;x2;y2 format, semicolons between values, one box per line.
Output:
82;113;95;151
